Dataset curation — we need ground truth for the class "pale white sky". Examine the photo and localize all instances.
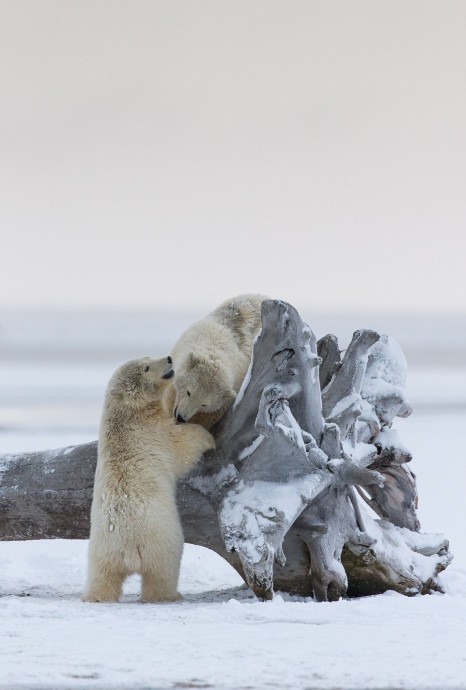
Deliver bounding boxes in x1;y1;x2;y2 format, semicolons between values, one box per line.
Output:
1;0;465;313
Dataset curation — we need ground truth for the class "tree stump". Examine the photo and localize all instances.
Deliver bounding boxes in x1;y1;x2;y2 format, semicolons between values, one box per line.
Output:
0;300;451;601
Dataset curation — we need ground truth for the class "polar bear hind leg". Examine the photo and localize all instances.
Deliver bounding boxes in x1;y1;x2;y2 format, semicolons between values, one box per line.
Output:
82;557;126;603
141;567;182;603
139;525;184;602
140;548;183;602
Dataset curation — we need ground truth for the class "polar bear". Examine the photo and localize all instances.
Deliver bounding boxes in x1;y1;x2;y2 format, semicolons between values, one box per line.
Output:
165;294;267;429
82;356;215;603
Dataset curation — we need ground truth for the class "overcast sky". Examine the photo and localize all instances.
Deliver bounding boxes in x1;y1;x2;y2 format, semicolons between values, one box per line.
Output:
1;0;465;313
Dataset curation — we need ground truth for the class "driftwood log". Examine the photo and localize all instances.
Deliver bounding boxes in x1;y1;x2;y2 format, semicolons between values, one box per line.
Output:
0;300;451;601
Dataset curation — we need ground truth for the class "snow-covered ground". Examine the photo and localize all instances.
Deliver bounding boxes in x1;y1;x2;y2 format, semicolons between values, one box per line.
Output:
1;311;465;689
1;538;465;690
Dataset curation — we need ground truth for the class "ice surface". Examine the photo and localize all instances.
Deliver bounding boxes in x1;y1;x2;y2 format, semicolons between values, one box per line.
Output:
327;391;361;420
366;334;408;387
219;476;326;568
0;539;465;690
188;464;238;496
238;433;264;460
232;332;258;410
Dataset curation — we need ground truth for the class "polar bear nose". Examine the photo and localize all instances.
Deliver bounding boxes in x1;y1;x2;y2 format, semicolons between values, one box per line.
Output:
176;413;186;423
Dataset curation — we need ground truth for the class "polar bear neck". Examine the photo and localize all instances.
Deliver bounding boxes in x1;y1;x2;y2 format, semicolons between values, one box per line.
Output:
100;399;165;451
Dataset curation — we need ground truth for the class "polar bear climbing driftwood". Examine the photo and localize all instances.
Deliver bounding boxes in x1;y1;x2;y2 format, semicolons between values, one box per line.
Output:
0;300;451;600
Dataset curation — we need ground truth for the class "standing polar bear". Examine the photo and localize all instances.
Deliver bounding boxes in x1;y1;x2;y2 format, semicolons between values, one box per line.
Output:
165;294;267;429
82;356;215;603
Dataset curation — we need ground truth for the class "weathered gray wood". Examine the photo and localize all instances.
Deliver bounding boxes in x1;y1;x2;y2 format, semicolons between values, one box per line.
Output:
360;464;420;531
343;520;450;597
190;302;387;599
0;443;96;540
321;329;380;439
0;300;451;600
317;334;341;390
0;440;450;598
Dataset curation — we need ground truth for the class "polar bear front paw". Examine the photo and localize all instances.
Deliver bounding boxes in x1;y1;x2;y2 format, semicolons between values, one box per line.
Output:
202;429;216;451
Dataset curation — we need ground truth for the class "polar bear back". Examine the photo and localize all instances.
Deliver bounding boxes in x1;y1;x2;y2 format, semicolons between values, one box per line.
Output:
171;293;267;392
209;293;267;359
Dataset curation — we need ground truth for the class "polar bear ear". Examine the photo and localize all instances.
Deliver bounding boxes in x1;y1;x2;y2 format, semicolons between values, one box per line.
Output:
108;384;123;400
225;389;237;404
187;352;199;367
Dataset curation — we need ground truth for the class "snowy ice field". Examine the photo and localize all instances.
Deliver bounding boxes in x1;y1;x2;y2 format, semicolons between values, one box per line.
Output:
0;310;465;690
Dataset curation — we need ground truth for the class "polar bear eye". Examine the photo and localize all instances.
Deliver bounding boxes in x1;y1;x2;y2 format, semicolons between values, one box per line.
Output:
144;365;150;373
186;390;191;397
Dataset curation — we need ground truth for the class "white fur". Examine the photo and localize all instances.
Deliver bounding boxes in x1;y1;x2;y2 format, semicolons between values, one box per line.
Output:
82;356;215;603
165;294;267;428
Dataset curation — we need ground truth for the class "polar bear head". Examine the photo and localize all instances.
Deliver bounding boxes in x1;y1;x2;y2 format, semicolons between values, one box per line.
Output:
107;356;174;407
172;353;237;424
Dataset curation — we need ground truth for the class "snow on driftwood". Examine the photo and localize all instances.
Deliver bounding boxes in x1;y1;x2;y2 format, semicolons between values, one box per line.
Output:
0;300;452;600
